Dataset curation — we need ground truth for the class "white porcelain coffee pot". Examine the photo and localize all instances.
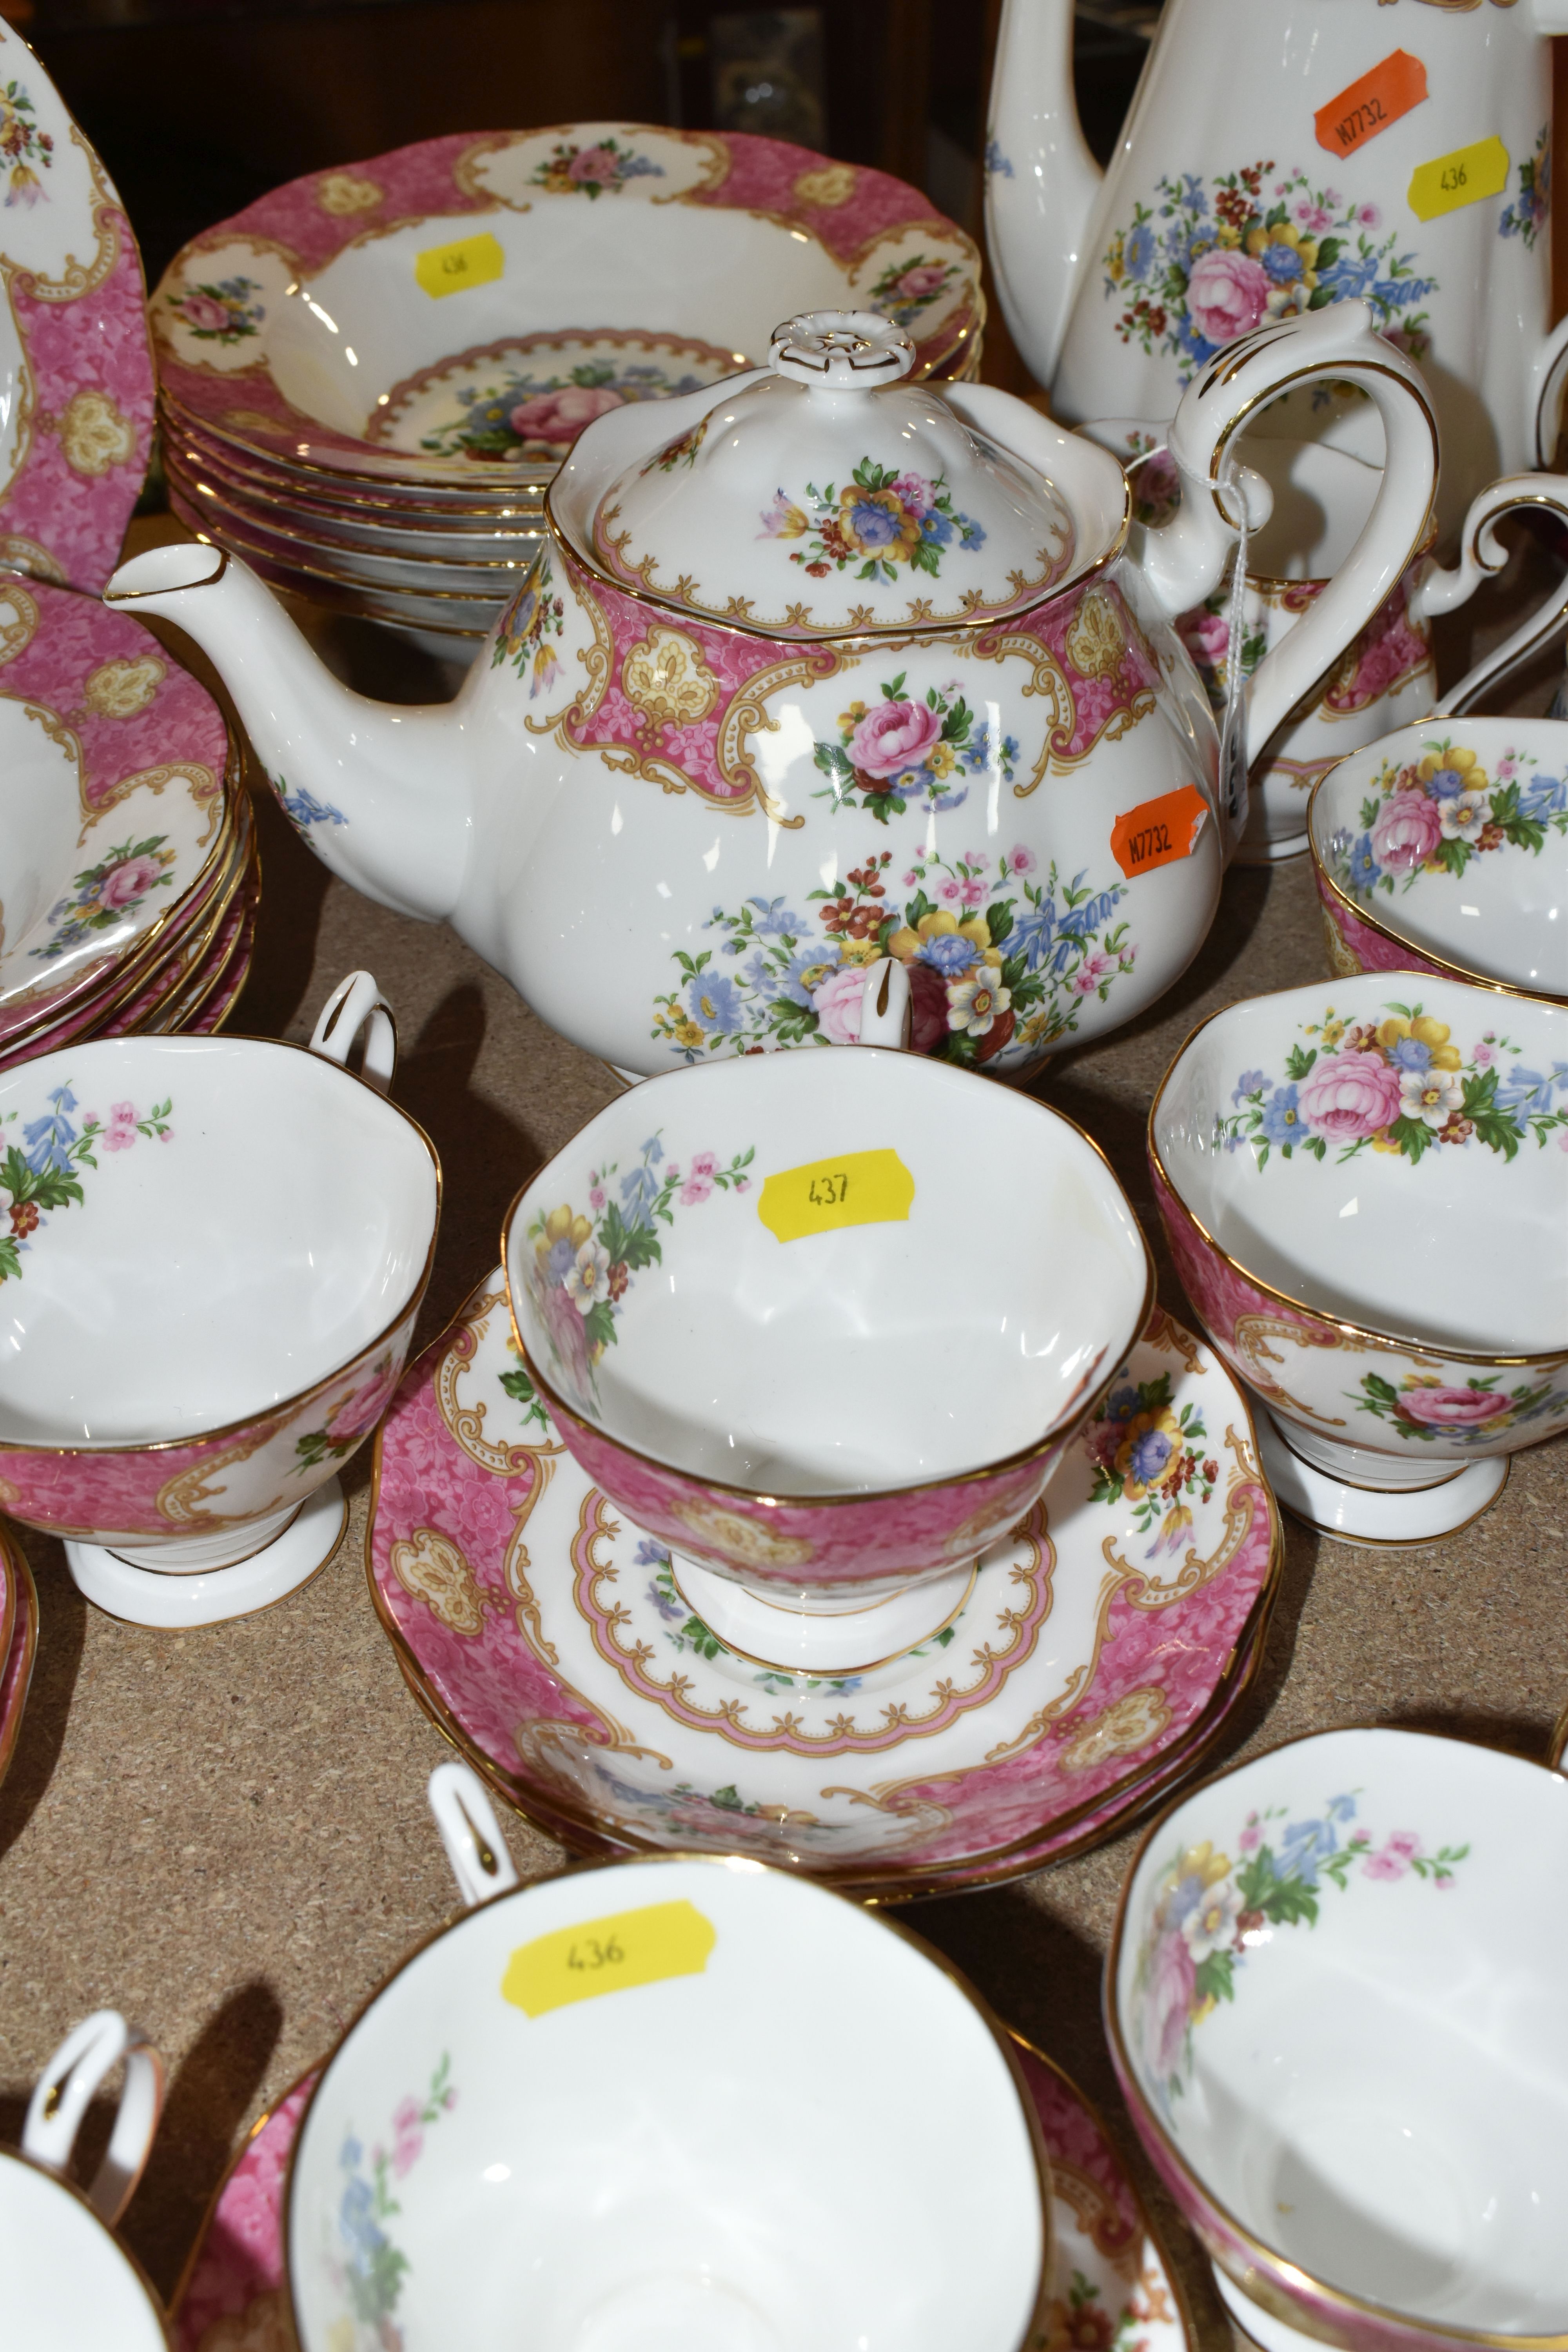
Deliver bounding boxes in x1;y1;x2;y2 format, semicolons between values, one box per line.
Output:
987;0;1568;537
107;305;1435;1084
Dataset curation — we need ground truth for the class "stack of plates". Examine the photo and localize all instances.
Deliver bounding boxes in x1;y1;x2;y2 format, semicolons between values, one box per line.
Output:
0;574;257;1073
151;121;984;660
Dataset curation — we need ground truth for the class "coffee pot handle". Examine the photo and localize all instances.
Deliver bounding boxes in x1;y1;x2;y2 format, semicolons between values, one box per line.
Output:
1143;300;1437;764
428;1760;521;1910
1408;474;1568;719
22;2010;165;2226
309;969;397;1090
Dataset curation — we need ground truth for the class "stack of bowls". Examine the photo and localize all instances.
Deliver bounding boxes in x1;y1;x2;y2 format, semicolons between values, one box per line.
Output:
0;574;256;1070
150;120;983;659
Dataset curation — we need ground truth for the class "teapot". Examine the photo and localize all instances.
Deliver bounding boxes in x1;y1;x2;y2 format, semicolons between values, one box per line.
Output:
987;0;1568;538
105;304;1436;1084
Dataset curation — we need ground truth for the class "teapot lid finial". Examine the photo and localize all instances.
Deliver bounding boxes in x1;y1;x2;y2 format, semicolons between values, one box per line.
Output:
769;311;915;390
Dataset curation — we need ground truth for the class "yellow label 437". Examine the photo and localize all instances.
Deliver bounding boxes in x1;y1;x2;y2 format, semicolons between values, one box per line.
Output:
501;1900;715;2018
757;1147;915;1243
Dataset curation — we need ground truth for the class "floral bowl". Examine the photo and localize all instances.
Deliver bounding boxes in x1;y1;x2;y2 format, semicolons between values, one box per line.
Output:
503;1044;1151;1669
1148;973;1568;1544
288;1827;1052;2352
1107;1725;1568;2352
0;974;441;1622
1309;718;1568;1005
152;123;981;490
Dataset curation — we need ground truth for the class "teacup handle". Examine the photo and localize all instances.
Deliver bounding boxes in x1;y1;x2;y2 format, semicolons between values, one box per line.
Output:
855;956;911;1047
1408;474;1568;719
309;969;397;1091
1550;1699;1568;1775
1143;299;1437;763
22;2010;165;2227
429;1760;521;1910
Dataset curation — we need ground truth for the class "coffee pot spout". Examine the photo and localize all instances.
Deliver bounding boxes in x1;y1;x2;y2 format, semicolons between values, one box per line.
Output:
984;0;1104;387
103;543;471;924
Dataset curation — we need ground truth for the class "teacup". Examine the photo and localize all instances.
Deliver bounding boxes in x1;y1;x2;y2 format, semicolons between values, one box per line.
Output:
503;1036;1151;1671
1128;437;1568;862
286;1760;1053;2352
0;970;440;1626
1107;1725;1568;2352
1308;717;1568;1005
1148;973;1568;1544
7;2008;170;2348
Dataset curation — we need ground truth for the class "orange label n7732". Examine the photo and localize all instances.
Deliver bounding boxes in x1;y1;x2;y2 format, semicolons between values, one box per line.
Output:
1109;785;1210;881
1315;51;1428;158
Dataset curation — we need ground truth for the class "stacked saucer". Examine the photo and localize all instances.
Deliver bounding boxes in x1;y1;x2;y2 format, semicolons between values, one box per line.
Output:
0;574;256;1070
152;121;983;658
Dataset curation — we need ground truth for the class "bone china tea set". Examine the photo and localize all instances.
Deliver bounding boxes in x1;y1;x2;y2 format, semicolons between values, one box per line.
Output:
2;11;1567;2350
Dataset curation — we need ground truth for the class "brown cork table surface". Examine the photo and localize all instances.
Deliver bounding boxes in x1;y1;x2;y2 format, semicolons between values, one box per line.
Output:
1;515;1564;2348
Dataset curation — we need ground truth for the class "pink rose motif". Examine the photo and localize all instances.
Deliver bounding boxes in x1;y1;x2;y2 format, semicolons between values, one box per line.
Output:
679;1148;719;1205
589;1185;605;1212
1371;790;1443;873
1177;608;1230;670
326;1363;399;1443
1009;845;1036;875
1472;1042;1495;1068
1187;247;1270;345
1394;1384;1512;1430
568;143;622;186
390;2097;424;2178
811;964;870;1046
895;263;949;301
99;855;163;911
1142;1928;1197;2082
938;878;964;904
960;878;987;908
1238;1814;1261;1854
848;697;944;780
1296;1048;1405;1142
888;470;936;516
180;293;231;333
508;384;625;447
110;1100;136;1124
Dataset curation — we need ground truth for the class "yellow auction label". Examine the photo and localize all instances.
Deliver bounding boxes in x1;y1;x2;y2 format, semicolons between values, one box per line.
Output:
414;230;505;298
1407;136;1508;221
501;1900;715;2017
757;1147;915;1243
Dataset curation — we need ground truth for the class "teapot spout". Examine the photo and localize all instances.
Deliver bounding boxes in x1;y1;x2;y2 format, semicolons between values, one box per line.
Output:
103;543;470;924
984;0;1104;388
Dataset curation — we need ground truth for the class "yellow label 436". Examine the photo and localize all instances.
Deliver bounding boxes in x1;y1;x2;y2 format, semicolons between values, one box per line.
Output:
501;1900;715;2017
414;230;505;298
757;1147;915;1243
1407;137;1509;221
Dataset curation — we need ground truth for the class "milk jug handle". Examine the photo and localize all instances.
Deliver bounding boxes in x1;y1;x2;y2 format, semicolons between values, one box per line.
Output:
1146;301;1437;763
1414;475;1568;719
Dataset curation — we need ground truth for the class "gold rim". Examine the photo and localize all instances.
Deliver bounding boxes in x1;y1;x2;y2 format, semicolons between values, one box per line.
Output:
359;1288;1283;1904
168;2054;324;2321
499;1056;1154;1510
1305;724;1568;1011
164;448;544;576
0;2145;175;2347
1146;981;1568;1370
1266;1418;1512;1548
0;1530;34;1789
1104;1721;1568;2352
0;1033;442;1460
277;1844;1057;2344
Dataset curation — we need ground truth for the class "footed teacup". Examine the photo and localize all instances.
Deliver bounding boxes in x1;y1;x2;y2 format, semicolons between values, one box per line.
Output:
0;971;440;1625
1108;1726;1568;2352
1309;717;1568;1004
286;1760;1053;2352
503;1040;1151;1671
1149;973;1568;1544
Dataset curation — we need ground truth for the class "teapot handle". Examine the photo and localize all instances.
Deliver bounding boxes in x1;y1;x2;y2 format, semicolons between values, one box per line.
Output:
1410;474;1568;719
1143;300;1437;765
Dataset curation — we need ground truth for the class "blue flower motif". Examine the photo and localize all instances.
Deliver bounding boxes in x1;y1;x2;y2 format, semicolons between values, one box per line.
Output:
1347;832;1379;893
743;896;809;938
1425;764;1468;800
916;932;978;978
633;1537;671;1568
1522;770;1568;819
956;515;985;550
620;1162;661;1219
1261;241;1305;284
1259;1085;1305;1146
646;1579;684;1623
338;2173;386;2260
1012;901;1057;970
921;509;955;546
1128;1427;1175;1484
1278;1812;1345;1886
1233;1069;1267;1104
1125;220;1155;278
1059;886;1122;940
544;1237;576;1283
24;1086;78;1175
846;497;902;550
685;971;745;1034
739;949;780;999
777;940;842;1007
1105;1384;1141;1423
1387;1035;1431;1073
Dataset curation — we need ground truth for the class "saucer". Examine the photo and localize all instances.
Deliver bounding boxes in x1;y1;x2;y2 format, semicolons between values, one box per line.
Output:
0;1523;38;1787
365;1273;1281;1899
170;2041;1194;2352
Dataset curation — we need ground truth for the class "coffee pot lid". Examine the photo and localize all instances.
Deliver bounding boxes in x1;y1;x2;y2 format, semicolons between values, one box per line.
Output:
579;312;1084;639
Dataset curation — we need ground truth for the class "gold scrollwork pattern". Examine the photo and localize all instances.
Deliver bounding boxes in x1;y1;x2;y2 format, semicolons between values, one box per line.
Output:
80;761;220;842
20;135;122;302
0;581;40;664
1232;1316;1352;1424
435;1287;565;1477
155;1425;281;1529
82;653;166;717
1056;1686;1173;1777
620;624;720;727
0;535;63;585
391;1526;492;1636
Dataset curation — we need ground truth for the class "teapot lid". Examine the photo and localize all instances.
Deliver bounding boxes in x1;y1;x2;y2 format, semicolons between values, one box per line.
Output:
573;312;1087;640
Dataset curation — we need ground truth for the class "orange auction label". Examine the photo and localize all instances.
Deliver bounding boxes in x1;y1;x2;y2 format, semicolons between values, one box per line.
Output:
501;1901;715;2017
1110;785;1210;880
1315;51;1427;158
757;1149;915;1243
